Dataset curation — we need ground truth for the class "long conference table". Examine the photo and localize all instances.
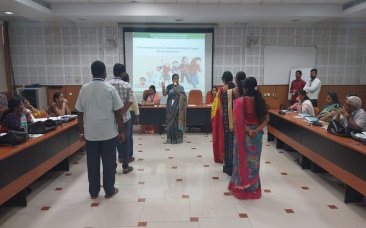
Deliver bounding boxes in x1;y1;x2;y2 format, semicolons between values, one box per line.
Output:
267;110;366;203
0;120;85;207
139;104;212;134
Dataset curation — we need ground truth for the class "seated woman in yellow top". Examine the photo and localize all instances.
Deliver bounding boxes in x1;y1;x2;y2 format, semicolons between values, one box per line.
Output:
48;92;71;117
141;85;161;134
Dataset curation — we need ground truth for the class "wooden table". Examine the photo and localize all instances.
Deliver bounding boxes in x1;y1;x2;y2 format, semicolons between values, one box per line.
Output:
139;105;212;134
267;110;366;203
0;120;85;206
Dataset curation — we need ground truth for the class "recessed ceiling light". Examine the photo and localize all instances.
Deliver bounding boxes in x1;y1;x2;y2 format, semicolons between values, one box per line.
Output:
4;12;13;15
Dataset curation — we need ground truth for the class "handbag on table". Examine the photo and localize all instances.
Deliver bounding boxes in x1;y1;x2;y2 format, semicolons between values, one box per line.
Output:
0;130;29;146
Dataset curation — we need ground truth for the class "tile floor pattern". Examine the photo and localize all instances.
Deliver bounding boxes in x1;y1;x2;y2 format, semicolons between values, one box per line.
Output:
1;129;366;228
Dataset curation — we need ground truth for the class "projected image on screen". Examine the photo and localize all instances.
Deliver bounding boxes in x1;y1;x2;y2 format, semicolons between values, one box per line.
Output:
132;33;205;91
124;28;213;103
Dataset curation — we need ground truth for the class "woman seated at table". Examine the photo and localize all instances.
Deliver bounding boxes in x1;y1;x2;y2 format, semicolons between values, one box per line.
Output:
141;85;161;134
48;92;71;117
297;90;315;116
141;85;160;105
317;92;340;122
289;90;315;115
0;96;32;132
205;86;218;104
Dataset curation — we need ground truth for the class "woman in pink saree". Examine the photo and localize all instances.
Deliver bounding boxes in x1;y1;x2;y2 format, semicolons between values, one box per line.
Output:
228;77;269;199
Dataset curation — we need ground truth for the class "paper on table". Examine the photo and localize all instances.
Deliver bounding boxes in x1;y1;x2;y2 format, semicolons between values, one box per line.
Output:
29;134;44;138
188;104;196;107
0;133;6;137
293;115;303;119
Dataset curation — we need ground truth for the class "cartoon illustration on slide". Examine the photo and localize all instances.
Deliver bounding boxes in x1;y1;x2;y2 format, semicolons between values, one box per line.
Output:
161;60;171;84
136;77;147;87
179;56;190;84
189;57;201;88
171;61;179;75
150;66;162;86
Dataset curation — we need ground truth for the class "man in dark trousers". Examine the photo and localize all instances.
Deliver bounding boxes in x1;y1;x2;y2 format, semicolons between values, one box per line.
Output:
76;60;124;199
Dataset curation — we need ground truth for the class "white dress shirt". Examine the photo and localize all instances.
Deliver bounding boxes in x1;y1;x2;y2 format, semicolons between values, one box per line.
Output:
303;78;321;100
75;80;124;141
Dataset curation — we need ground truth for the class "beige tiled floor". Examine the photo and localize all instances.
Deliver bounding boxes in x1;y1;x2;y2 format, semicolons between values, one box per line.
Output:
1;128;366;228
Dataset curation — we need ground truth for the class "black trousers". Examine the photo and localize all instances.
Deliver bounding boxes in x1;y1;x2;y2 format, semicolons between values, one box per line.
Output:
310;99;318;107
86;137;117;197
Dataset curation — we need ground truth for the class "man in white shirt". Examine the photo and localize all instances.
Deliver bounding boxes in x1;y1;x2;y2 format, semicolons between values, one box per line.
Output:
76;61;124;200
303;68;321;107
334;96;366;132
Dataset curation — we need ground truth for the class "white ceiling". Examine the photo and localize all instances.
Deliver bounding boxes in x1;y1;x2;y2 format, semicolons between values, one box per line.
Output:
0;0;365;24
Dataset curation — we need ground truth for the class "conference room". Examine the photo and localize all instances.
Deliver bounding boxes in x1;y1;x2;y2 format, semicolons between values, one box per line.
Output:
0;1;366;227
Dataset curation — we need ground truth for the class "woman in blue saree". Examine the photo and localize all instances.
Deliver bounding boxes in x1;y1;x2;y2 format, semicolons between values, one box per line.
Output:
162;74;187;144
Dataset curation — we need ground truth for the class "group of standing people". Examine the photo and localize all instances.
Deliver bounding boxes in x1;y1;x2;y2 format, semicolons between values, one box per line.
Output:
212;71;269;200
76;61;188;199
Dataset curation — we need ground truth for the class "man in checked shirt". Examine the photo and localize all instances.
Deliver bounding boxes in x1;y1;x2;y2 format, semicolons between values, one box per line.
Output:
109;63;133;174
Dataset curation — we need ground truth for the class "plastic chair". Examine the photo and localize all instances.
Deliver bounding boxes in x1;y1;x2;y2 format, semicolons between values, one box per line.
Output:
142;90;149;101
313;107;319;117
188;90;203;105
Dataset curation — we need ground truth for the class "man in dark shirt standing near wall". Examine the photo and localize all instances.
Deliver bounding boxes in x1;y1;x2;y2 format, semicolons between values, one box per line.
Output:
289;70;306;105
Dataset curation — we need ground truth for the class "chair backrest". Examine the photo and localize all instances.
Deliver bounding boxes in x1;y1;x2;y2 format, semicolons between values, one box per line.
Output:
205;91;211;104
142;90;149;101
313;107;319;117
188;90;203;105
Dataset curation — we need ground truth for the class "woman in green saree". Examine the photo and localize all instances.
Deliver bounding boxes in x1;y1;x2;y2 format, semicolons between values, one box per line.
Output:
318;92;340;122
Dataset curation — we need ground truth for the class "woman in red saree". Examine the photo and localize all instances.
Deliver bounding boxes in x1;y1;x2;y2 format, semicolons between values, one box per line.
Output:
211;71;235;163
228;77;269;199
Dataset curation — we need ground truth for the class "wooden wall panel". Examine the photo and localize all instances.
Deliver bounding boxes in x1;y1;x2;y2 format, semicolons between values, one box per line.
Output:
64;86;82;111
47;86;66;109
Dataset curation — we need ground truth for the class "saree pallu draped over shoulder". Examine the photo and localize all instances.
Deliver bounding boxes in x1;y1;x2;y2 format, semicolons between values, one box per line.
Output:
211;87;225;163
228;97;263;199
165;85;187;144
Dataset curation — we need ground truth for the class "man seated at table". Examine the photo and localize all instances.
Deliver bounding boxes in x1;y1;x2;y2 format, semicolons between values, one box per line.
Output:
334;96;366;132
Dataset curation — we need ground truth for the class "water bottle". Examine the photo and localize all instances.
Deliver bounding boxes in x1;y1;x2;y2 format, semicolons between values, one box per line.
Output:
20;114;28;132
298;101;302;114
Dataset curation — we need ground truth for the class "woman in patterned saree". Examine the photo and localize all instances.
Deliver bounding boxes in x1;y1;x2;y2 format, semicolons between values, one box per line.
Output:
162;74;187;144
222;71;246;176
211;71;235;163
229;77;269;199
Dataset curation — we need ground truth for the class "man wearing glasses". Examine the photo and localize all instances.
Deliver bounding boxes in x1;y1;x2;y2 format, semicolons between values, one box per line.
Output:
334;96;366;132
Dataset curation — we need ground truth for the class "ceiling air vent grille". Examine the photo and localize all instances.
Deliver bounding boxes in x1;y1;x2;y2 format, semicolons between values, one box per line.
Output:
31;0;52;10
343;0;366;10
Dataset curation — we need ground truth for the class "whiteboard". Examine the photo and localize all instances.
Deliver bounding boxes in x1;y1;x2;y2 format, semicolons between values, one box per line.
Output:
263;46;316;85
287;68;313;100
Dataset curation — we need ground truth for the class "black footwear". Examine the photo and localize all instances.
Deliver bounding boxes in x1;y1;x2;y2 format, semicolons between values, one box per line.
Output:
91;195;98;199
105;188;119;199
123;166;133;174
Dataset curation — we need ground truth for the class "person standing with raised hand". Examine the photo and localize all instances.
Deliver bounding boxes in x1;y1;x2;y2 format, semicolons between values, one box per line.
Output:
76;60;124;200
161;74;187;144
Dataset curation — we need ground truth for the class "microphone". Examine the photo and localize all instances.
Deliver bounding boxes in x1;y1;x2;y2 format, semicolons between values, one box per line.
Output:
173;82;177;87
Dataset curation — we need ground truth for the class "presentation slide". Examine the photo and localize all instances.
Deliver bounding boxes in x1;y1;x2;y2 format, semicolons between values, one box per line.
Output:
124;28;213;103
